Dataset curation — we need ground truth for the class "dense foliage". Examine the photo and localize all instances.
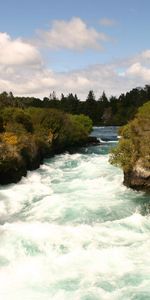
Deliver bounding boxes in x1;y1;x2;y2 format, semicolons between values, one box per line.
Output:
110;101;150;172
0;106;92;184
0;85;150;126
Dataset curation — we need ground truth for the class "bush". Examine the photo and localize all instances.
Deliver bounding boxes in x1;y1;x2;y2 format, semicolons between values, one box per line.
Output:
110;101;150;171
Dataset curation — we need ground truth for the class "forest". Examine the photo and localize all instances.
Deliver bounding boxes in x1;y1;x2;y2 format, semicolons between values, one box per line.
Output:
0;85;150;126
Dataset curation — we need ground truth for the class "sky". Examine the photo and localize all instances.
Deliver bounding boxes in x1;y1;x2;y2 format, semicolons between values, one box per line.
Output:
0;0;150;100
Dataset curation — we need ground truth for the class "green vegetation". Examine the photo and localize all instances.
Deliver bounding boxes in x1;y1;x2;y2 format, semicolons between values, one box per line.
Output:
0;106;92;184
0;85;150;126
0;84;150;185
110;101;150;172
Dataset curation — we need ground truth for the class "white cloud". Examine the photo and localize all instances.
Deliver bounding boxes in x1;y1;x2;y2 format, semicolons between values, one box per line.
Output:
99;18;116;27
37;17;109;51
124;49;150;81
141;50;150;59
0;32;41;66
0;62;138;100
126;62;150;81
0;67;57;95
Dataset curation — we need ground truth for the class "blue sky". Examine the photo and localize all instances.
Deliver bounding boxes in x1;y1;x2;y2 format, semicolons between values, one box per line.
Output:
0;0;150;98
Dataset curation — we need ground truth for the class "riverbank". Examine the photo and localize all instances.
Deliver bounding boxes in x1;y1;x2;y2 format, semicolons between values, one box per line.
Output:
0;134;100;186
124;164;150;192
110;101;150;193
0;137;100;185
0;107;95;185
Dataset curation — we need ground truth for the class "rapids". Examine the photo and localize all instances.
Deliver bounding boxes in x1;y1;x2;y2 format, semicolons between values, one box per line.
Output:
0;127;150;300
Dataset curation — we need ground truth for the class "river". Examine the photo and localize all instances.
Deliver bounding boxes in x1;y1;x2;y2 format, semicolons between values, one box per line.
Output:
0;127;150;300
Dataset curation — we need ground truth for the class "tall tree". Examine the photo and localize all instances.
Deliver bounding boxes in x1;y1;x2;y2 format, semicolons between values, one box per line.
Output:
86;90;96;102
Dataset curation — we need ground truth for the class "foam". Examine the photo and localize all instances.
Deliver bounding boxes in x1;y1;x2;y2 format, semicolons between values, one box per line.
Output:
0;134;149;299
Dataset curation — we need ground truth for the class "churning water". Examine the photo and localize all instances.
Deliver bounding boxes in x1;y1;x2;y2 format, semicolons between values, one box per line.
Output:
0;127;150;300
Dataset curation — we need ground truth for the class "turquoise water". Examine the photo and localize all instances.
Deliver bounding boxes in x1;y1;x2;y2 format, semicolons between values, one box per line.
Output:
0;127;150;300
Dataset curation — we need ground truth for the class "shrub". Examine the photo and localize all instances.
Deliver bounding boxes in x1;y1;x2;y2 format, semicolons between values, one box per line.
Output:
110;101;150;171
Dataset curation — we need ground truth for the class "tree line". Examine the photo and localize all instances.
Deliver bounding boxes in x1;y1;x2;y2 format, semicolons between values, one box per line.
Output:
0;85;150;125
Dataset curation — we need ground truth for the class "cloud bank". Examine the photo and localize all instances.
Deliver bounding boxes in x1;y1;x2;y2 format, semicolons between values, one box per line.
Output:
0;56;149;100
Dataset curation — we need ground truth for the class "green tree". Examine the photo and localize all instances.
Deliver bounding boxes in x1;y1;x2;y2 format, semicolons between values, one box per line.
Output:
86;90;96;102
110;101;150;171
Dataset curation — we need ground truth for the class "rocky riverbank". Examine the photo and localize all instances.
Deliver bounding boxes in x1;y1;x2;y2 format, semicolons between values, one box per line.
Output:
110;101;150;193
0;107;95;185
124;162;150;192
0;135;100;186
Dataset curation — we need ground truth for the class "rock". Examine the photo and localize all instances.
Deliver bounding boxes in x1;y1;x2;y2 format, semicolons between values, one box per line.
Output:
86;136;101;145
0;157;27;185
124;162;150;192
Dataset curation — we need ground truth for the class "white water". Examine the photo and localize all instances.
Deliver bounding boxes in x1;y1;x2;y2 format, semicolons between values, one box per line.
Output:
0;127;150;300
